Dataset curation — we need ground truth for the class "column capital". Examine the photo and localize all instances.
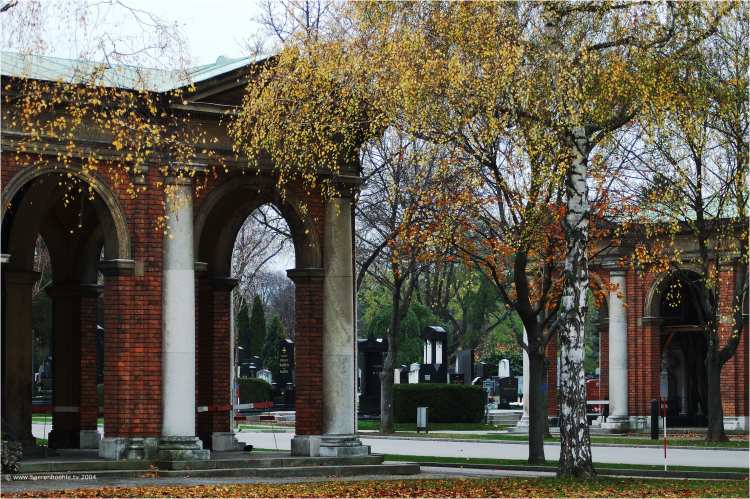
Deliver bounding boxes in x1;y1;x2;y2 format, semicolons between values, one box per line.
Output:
45;282;84;299
3;270;41;286
287;268;325;283
164;175;194;186
209;276;239;291
330;175;362;199
194;261;209;273
99;259;135;277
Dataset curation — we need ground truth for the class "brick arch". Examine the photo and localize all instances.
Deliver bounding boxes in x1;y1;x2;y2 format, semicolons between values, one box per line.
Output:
194;174;322;276
1;167;131;269
644;267;706;318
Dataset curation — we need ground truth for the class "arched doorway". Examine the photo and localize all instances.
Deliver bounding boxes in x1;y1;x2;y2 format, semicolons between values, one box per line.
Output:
1;169;130;449
654;271;709;426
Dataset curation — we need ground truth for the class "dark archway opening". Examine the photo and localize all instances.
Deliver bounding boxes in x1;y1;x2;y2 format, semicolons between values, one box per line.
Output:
659;271;709;427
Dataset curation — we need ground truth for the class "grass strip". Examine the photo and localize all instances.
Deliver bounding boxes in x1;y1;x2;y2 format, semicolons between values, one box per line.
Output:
381;431;749;448
383;453;749;473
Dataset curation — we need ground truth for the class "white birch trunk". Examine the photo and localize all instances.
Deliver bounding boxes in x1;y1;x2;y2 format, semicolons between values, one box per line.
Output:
558;127;595;478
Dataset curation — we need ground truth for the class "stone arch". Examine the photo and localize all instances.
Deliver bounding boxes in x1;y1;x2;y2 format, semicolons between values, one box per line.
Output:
1;166;131;269
195;174;321;276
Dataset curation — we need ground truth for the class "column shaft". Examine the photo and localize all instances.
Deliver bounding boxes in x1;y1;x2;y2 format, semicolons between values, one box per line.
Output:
159;177;208;460
604;270;629;430
319;195;368;456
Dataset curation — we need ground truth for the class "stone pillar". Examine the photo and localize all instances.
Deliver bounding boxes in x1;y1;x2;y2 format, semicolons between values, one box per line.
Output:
47;283;83;449
158;176;208;460
319;193;368;457
2;270;39;447
603;270;629;431
288;268;325;456
515;329;530;430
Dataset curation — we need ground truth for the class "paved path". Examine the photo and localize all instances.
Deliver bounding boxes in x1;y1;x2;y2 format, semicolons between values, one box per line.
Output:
31;425;748;468
232;431;749;469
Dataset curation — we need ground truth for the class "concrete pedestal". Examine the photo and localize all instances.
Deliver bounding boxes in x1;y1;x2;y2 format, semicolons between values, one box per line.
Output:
157;436;210;461
211;432;243;451
79;430;101;449
319;435;370;457
99;437;159;460
291;435;321;457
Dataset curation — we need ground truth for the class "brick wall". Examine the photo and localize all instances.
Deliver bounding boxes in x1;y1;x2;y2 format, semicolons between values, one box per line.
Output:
290;273;324;435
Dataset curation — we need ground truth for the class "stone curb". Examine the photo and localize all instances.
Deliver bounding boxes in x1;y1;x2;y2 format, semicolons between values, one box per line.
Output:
362;434;749;451
405;461;749;480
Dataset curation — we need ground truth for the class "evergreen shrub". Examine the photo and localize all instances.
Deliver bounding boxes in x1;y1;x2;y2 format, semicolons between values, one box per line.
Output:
394;383;486;423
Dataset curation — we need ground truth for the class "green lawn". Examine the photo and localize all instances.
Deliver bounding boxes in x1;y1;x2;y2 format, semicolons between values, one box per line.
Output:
380;431;749;448
357;420;503;431
383;454;750;474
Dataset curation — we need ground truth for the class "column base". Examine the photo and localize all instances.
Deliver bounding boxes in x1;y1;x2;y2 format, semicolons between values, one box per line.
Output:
48;428;79;449
723;416;748;431
601;416;630;432
99;437;159;460
158;436;210;461
79;430;101;449
211;432;243;451
511;413;529;433
291;435;321;457
319;434;369;457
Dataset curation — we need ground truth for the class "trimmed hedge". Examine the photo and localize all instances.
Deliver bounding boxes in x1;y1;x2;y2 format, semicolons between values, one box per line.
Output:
238;378;273;403
394;383;486;423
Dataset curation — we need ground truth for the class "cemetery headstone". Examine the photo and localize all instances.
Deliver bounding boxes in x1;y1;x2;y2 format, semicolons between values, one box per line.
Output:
498;359;510;379
277;339;294;384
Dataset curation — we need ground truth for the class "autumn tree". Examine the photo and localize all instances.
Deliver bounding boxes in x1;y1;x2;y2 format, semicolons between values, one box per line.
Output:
230;0;729;477
616;5;748;441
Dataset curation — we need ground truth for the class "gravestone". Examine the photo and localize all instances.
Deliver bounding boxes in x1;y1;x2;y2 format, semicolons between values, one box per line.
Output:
498;359;510;379
257;368;272;384
277;339;294;384
455;350;474;385
408;363;420;384
357;337;387;415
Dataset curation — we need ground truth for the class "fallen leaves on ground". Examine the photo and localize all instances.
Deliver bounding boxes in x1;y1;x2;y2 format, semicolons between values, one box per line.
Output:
4;477;748;498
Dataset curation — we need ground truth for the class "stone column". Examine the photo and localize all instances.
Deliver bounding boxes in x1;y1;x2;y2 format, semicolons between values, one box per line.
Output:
603;270;629;431
319;193;369;457
2;270;39;447
158;176;208;460
515;329;530;430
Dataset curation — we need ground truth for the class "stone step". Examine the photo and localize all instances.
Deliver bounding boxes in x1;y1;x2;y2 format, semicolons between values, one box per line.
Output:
10;462;419;481
159;455;383;471
157;463;419;478
18;459;157;473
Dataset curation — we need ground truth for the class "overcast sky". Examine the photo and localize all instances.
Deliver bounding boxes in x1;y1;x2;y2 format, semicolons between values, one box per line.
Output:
1;0;270;67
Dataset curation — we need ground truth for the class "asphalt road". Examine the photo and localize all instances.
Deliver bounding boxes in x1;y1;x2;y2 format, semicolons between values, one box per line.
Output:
30;424;749;469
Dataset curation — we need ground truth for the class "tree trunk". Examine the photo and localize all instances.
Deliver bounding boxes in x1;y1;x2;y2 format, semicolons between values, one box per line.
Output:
705;348;728;442
380;279;402;434
528;350;547;464
558;129;595;478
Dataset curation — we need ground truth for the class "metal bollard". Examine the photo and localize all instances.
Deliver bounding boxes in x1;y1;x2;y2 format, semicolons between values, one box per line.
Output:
650;399;659;440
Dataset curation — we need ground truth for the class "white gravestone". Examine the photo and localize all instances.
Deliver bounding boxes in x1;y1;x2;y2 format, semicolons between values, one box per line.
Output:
498;359;510;379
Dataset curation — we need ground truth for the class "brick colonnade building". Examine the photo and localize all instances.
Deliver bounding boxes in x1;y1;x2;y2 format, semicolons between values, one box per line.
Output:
1;53;367;459
522;248;748;431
